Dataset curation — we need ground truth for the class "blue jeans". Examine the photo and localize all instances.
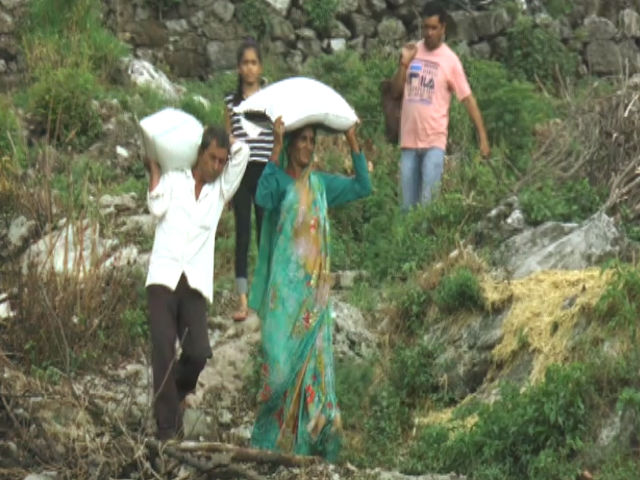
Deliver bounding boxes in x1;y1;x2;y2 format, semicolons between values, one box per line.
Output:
400;147;445;210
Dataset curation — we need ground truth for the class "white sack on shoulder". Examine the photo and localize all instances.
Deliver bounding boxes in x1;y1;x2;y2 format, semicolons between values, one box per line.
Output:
139;108;203;172
233;77;358;132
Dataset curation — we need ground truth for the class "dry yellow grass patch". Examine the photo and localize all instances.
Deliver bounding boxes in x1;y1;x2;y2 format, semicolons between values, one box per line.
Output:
483;268;612;382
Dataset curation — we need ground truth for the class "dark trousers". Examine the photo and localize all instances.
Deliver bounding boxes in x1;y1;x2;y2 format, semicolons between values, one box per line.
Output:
146;274;212;438
233;162;266;291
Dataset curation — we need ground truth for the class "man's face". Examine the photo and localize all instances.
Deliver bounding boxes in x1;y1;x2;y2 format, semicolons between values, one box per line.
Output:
289;127;315;169
238;48;262;86
422;15;445;50
198;140;228;183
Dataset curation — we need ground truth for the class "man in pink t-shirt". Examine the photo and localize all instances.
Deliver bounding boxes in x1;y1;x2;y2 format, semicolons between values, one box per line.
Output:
391;2;490;210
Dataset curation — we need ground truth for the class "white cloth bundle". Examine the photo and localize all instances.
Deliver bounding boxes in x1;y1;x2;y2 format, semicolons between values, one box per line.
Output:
233;76;358;133
139;108;204;172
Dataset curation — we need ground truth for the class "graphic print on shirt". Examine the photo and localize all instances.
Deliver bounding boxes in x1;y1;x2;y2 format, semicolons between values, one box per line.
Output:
406;59;439;105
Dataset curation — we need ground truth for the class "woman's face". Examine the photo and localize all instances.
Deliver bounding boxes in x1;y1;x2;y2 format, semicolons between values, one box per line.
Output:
289;127;315;169
238;48;262;86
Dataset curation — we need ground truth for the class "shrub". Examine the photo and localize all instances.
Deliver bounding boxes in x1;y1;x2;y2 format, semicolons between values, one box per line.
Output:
594;261;640;339
498;16;579;88
451;56;554;169
390;342;448;407
406;363;593;478
302;0;338;35
0;97;26;165
519;178;605;225
7;262;148;374
394;284;432;335
434;267;483;314
235;0;271;39
27;67;103;147
23;0;128;80
335;359;374;431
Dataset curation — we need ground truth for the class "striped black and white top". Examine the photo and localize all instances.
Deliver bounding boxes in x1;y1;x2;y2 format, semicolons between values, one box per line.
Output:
225;93;274;163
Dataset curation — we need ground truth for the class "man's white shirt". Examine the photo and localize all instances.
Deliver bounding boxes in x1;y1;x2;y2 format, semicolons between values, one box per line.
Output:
145;141;250;303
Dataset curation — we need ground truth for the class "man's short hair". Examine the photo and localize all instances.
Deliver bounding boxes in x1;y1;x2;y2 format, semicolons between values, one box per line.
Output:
198;125;229;155
421;2;447;24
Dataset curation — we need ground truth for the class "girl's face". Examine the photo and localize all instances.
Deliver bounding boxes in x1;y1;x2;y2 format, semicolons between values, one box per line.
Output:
289;127;315;169
238;48;262;86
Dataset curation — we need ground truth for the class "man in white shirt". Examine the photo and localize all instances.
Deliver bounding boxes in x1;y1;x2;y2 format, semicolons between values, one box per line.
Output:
144;125;249;440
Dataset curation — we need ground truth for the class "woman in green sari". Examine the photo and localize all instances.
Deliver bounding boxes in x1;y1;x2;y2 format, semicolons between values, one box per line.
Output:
248;117;371;460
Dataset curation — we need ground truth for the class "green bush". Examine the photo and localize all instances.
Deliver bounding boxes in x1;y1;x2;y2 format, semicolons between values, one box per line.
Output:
451;56;554;169
499;16;579;88
434;267;483;314
302;0;338;34
394;284;432;335
594;261;640;338
23;0;128;79
519;178;605;225
390;342;448;406
236;0;271;39
335;359;374;431
406;363;593;478
27;67;103;147
0;97;26;164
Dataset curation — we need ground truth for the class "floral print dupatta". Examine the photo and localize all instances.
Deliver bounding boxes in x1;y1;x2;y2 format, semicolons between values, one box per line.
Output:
249;166;342;460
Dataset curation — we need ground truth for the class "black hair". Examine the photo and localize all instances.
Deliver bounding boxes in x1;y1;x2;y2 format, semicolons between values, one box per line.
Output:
198;125;229;155
421;2;447;24
232;38;263;106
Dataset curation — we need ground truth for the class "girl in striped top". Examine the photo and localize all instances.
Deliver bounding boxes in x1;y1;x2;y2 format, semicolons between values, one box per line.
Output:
224;38;274;322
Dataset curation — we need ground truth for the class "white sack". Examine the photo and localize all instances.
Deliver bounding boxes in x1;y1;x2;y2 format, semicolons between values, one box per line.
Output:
139;108;203;172
233;77;358;133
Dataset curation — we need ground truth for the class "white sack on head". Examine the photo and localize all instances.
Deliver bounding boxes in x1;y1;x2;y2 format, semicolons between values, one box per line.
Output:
233;77;358;133
139;108;204;172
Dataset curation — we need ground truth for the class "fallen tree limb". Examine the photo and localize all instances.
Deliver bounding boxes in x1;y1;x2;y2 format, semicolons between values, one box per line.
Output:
146;439;266;480
173;440;322;468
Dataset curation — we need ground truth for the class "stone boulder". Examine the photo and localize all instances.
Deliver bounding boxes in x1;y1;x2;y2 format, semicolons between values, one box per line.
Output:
586;40;623;75
377;17;406;43
332;299;377;359
495;212;623;279
124;58;183;99
584;15;617;40
619;8;640;38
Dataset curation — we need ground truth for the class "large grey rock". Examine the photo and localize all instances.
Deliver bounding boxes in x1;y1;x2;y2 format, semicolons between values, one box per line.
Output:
329;38;347;52
377;17;406;43
336;0;359;15
332;299;377;358
619;9;640;38
586;40;623;74
330;19;351;39
122;19;168;47
471;41;491;59
269;15;296;42
0;58;6;73
496;212;623;279
125;58;182;99
350;13;377;38
201;19;240;41
165;18;189;33
98;193;138;215
473;8;512;38
120;214;157;238
212;0;235;22
206;39;242;70
368;0;387;13
7;216;37;254
448;10;479;43
1;0;27;8
620;39;640;73
0;10;14;33
584;15;618;40
295;28;322;56
21;219;117;275
264;0;291;16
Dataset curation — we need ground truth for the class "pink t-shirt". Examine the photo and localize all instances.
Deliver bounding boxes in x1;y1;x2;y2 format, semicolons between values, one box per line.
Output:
400;41;471;150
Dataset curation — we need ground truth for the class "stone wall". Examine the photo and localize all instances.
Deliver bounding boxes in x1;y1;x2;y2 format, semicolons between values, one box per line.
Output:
0;0;26;83
2;0;640;83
